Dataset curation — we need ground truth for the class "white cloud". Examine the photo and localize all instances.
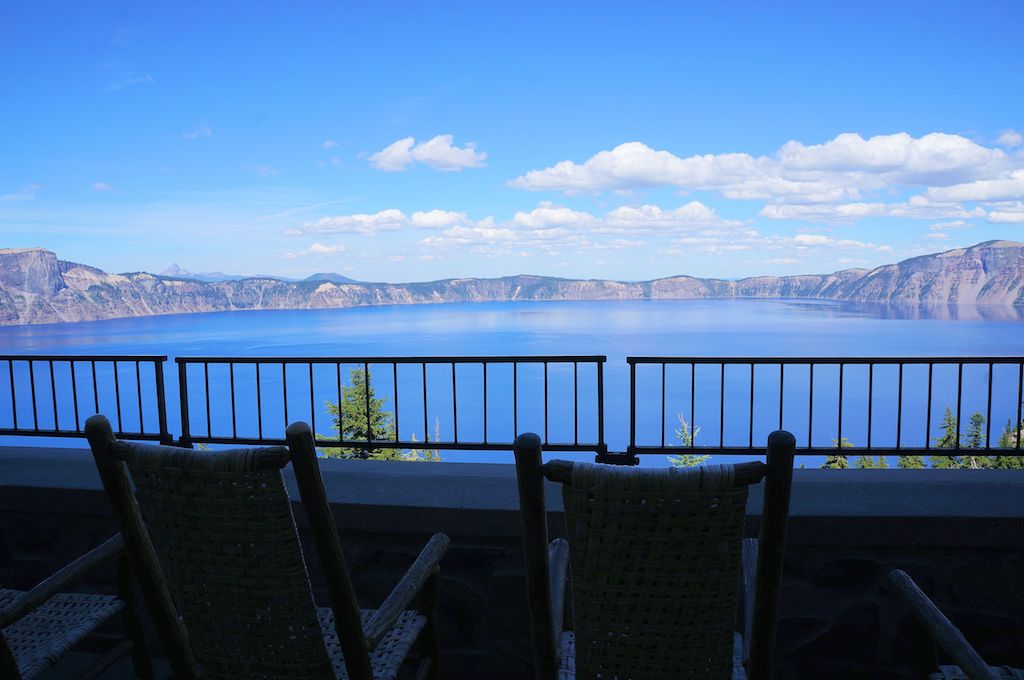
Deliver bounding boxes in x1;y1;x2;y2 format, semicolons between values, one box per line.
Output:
925;233;949;240
509;132;1020;212
180;124;212;140
92;182;113;192
0;183;41;202
303;209;409;234
511;203;595;229
929;220;973;231
923;169;1024;203
988;202;1024;223
369;134;486;172
309;242;346;254
284;242;348;258
410;209;469;229
760;198;986;222
322;140;339;149
997;129;1023;148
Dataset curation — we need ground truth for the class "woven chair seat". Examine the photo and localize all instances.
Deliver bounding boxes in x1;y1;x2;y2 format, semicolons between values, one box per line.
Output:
318;608;426;680
930;666;1024;680
557;631;748;680
0;588;123;680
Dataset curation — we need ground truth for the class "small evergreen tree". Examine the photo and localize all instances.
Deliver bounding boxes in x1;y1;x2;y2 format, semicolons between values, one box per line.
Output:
407;418;442;462
321;367;399;460
667;414;709;467
897;454;926;469
822;437;853;469
930;406;960;469
992;418;1024;469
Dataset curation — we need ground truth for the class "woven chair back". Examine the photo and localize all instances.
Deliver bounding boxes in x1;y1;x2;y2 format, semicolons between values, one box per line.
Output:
122;443;335;680
562;462;748;680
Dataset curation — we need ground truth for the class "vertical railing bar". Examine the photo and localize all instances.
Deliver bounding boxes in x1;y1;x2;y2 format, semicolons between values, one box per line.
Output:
176;362;191;447
808;363;814;448
896;364;903;448
49;360;58;431
837;363;844;448
513;362;518;437
230;363;237;439
629;362;636;450
336;363;342;443
393;363;399;444
8;360;17;430
308;363;315;442
985;362;993;450
1017;362;1023;451
364;362;372;443
867;363;873;449
955;363;963;451
596;360;605;451
135;361;144;434
660;362;666;449
573;361;578;446
91;360;99;414
153;360;168;444
70;361;80;432
419;364;428;444
543;362;549;444
748;363;755;448
112;361;123;433
926;363;934;450
422;362;428;444
452;362;459;444
483;362;489;445
204;363;211;438
282;362;289;431
778;363;784;431
719;363;725;448
28;360;39;430
256;363;263;440
689;362;695;449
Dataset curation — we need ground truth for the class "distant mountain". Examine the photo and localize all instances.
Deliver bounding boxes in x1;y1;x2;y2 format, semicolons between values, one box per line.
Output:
2;241;1023;325
160;263;284;282
304;272;361;284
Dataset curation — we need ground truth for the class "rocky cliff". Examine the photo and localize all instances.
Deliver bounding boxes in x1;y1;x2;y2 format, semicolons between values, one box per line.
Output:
1;241;1022;326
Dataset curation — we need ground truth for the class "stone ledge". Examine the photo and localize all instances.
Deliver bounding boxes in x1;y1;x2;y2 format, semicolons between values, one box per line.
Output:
2;445;1022;547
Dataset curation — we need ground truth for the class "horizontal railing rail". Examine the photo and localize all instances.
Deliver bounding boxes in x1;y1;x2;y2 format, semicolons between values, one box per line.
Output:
175;355;607;455
627;356;1024;460
0;354;170;443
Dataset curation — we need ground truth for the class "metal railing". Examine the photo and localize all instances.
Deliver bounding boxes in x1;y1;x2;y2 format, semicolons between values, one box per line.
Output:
627;356;1024;460
174;355;607;454
0;355;170;442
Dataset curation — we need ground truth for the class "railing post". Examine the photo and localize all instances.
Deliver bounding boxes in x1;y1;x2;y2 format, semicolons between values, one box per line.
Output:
154;358;171;444
176;359;193;448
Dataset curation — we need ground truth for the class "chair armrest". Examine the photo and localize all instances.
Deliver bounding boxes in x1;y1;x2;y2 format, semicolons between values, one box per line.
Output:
364;533;450;649
886;570;998;680
549;539;569;638
0;534;124;627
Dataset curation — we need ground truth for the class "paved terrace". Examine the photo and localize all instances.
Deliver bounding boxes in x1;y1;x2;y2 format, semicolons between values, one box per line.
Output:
2;445;1023;679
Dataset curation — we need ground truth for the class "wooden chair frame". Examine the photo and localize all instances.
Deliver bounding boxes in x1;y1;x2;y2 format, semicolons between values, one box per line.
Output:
514;430;796;680
85;415;448;680
0;534;153;680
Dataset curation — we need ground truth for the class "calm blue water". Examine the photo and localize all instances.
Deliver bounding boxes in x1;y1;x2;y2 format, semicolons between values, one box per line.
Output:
1;299;1023;465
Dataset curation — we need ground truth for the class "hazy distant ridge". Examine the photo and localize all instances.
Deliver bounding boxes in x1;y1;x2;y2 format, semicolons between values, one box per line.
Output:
1;241;1022;326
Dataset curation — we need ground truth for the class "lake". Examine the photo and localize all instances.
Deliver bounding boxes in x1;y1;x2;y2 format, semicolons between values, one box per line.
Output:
2;299;1023;465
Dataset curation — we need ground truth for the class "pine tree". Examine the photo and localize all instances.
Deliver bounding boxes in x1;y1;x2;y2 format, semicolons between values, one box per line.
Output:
992;418;1024;469
822;437;852;469
321;367;399;460
959;412;992;469
667;414;710;467
408;418;442;462
930;406;961;469
897;454;926;469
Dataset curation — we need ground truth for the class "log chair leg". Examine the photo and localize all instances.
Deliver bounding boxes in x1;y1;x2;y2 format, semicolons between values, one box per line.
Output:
415;568;442;680
117;554;154;680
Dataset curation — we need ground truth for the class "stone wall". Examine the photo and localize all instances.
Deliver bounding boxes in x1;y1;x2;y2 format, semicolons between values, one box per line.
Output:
2;446;1022;678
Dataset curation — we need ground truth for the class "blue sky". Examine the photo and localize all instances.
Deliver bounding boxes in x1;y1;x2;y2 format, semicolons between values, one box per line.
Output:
1;1;1022;282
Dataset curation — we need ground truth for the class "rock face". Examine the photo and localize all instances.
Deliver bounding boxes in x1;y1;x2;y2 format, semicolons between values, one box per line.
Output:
1;241;1022;326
